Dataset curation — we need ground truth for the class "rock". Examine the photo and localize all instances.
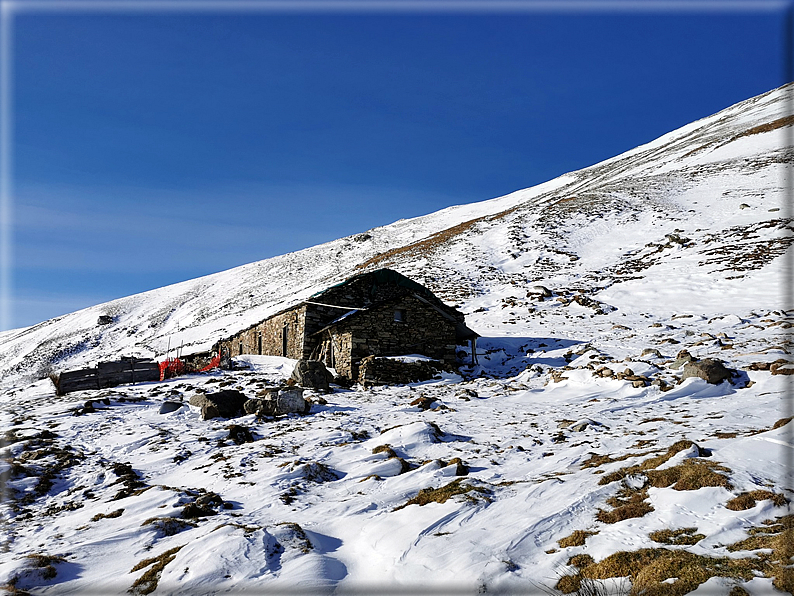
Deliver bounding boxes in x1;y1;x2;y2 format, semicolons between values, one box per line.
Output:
570;421;589;432
189;390;248;420
159;401;183;415
739;203;750;209
527;285;552;298
227;424;254;444
290;360;335;392
771;361;794;375
243;399;260;415
274;388;310;415
97;315;113;325
195;492;223;509
681;359;732;385
641;348;662;358
668;350;694;370
181;503;216;518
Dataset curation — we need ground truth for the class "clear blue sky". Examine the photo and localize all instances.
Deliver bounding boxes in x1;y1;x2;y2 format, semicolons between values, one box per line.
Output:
5;2;790;330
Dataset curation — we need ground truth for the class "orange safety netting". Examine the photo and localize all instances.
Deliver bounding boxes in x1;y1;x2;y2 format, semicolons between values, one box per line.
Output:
159;358;184;381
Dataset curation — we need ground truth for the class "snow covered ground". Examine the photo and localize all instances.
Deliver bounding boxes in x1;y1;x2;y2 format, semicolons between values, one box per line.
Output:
0;84;792;594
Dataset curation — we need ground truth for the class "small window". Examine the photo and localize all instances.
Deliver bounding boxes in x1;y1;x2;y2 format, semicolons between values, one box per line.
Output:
394;310;406;323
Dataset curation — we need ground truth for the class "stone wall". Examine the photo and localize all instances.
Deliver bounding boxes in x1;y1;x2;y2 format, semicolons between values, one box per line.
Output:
332;295;458;379
358;355;445;387
219;305;307;360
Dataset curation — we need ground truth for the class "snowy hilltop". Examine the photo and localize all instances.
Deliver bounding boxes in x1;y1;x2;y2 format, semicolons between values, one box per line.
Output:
0;83;792;595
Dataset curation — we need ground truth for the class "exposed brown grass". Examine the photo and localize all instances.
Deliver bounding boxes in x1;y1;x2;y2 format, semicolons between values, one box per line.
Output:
141;517;196;536
567;554;595;568
596;488;654;524
644;459;732;491
598;440;707;485
372;444;397;458
355;204;520;271
773;416;793;430
731;114;794;141
557;529;598;548
556;548;760;596
129;545;184;595
581;450;653;469
648;527;705;546
393;479;488;511
726;490;788;511
90;509;124;522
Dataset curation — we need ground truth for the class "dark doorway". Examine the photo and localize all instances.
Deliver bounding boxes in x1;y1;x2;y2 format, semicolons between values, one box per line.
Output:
258;334;262;355
282;324;289;357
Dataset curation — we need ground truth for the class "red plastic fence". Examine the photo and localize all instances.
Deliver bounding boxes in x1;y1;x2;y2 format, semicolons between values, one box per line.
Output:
199;353;221;372
159;358;185;381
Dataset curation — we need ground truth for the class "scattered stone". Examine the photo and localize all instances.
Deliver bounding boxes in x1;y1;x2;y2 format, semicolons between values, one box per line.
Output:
641;348;662;358
181;502;216;518
410;396;437;410
273;388;310;415
227;424;254;444
770;361;794;375
681;359;732;385
189;390;248;420
527;285;553;299
739;203;750;209
290;360;335;392
97;315;114;325
159;401;183;415
668;350;694;370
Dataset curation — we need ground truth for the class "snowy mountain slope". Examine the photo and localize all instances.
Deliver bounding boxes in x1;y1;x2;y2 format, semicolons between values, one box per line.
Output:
0;84;793;595
1;84;791;388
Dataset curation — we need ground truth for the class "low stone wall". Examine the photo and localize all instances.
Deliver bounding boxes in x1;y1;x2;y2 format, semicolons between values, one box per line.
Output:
358;356;447;388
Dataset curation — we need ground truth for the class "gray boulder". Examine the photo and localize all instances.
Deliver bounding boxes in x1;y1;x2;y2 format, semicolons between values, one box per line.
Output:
245;389;309;416
290;360;334;392
159;401;183;415
668;350;695;370
273;388;310;415
189;389;247;420
681;359;732;385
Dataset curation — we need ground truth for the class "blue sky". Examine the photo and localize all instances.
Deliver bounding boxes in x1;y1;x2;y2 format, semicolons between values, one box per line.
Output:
4;2;790;330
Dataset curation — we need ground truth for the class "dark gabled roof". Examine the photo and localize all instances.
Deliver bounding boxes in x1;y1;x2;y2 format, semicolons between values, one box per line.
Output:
310;268;435;301
310;292;479;341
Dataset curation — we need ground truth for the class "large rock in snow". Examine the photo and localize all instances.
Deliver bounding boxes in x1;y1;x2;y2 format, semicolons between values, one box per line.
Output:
290;359;334;392
680;359;732;385
189;390;247;420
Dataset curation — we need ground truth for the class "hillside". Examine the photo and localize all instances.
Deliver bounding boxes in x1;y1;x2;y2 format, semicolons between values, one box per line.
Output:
0;84;792;595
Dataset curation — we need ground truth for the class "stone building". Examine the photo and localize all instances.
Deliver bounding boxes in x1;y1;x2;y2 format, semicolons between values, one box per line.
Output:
216;268;478;380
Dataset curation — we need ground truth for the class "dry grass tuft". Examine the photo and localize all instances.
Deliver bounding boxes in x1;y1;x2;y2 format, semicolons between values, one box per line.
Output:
557;529;598;548
644;459;732;491
556;548;760;596
598;440;707;485
726;490;788;511
141;517;196;536
372;444;397;458
568;554;595;568
129;545;184;595
393;479;488;511
90;509;124;522
772;416;793;430
596;488;654;524
648;527;705;546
